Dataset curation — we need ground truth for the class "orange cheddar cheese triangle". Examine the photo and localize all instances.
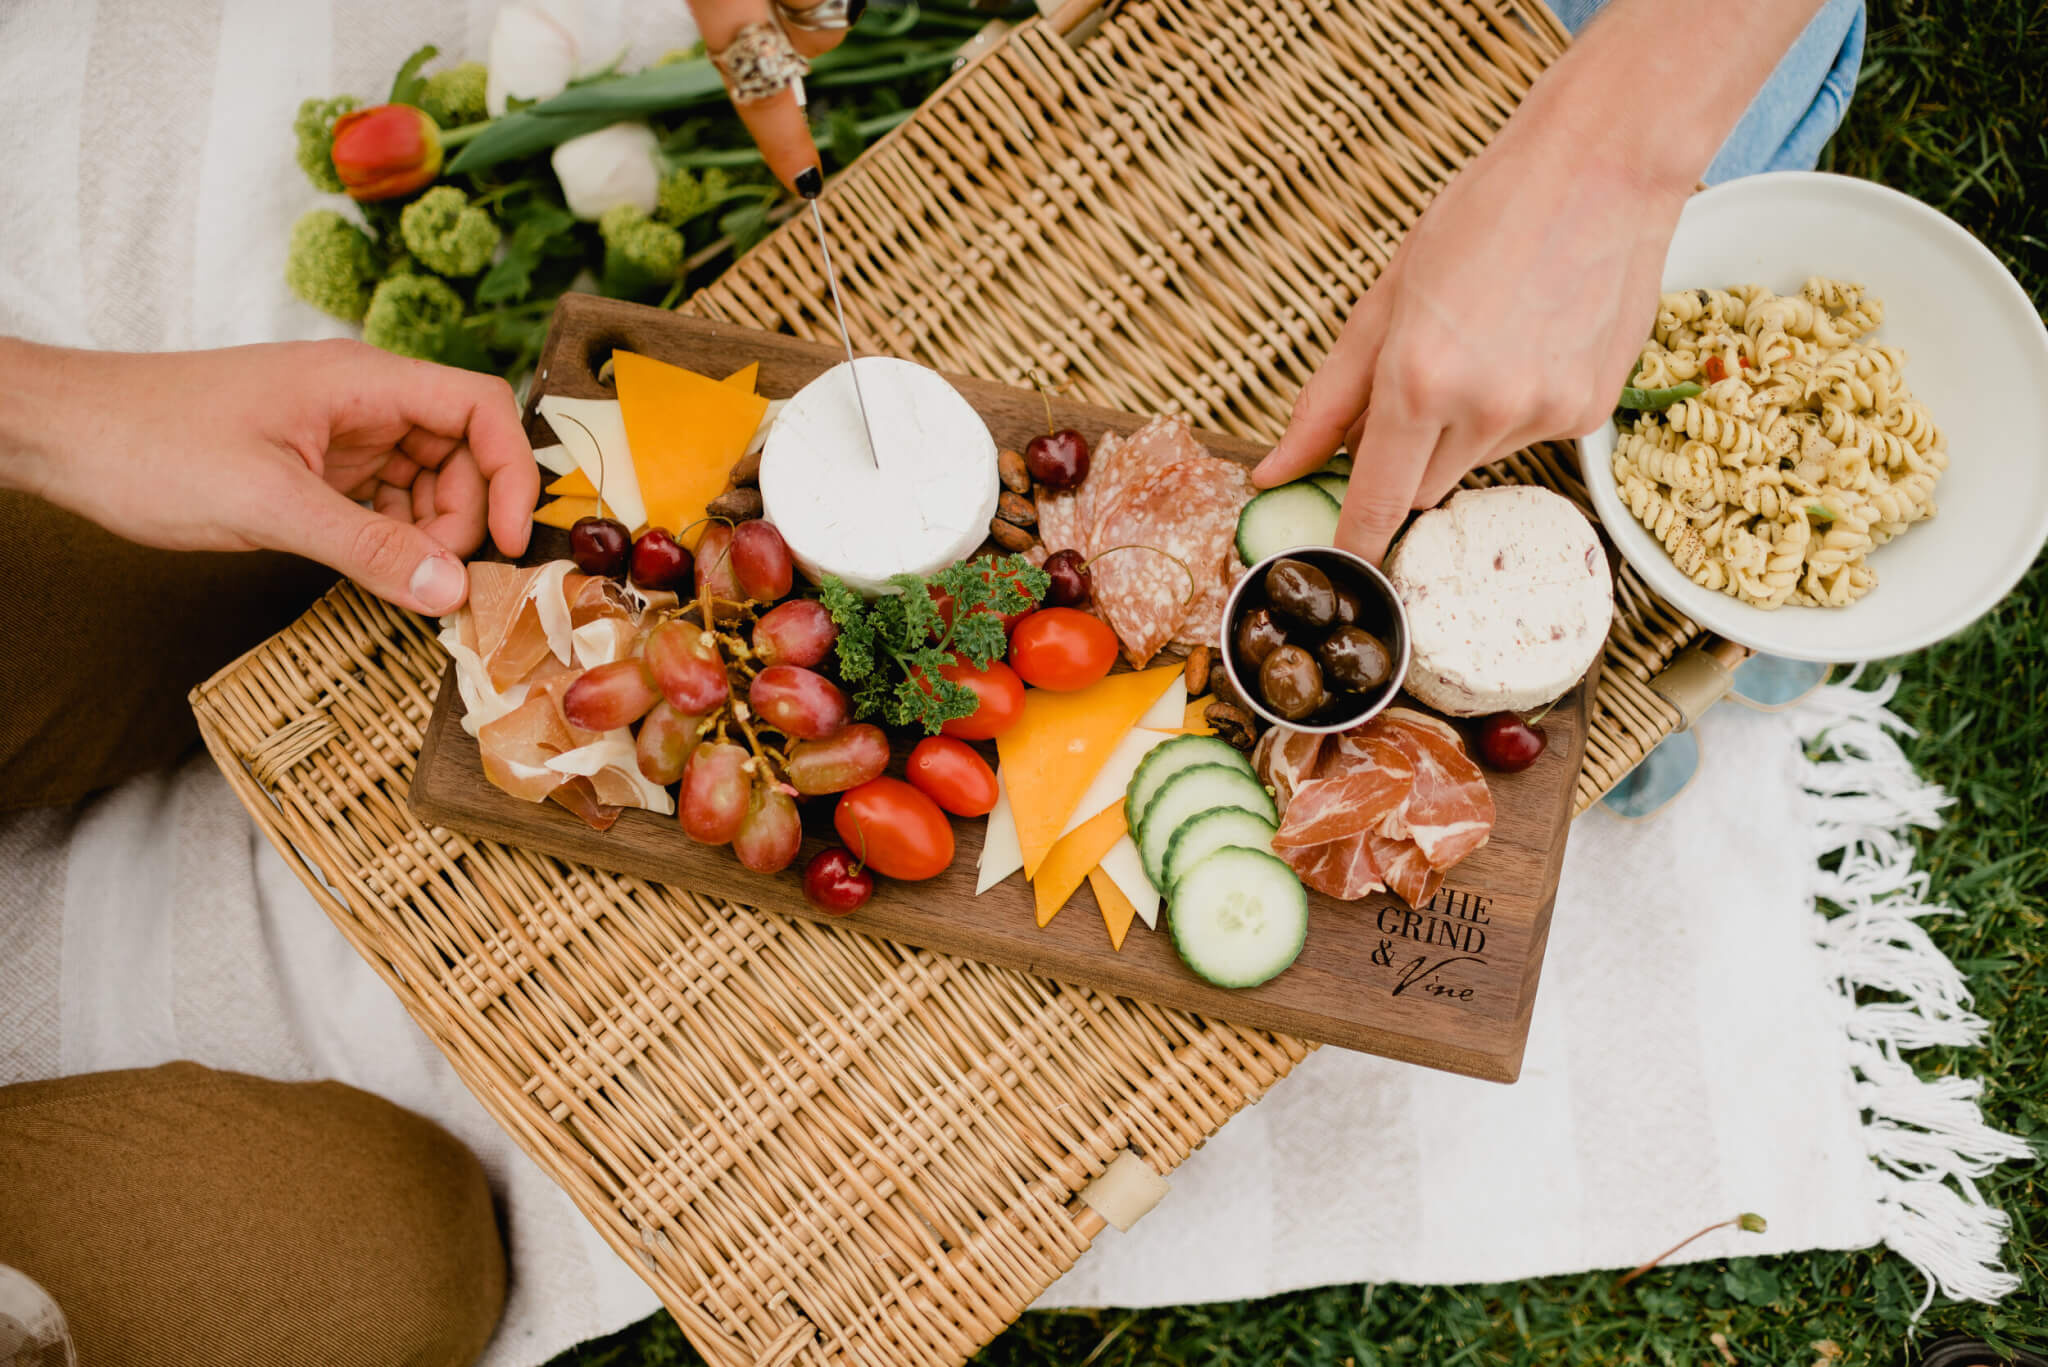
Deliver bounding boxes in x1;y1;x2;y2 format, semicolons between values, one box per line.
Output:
997;665;1180;880
1089;867;1138;951
722;362;759;391
546;468;599;498
534;496;600;530
1033;803;1126;927
614;351;768;550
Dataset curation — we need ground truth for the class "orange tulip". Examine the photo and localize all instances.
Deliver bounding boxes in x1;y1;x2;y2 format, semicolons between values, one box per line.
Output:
331;104;443;201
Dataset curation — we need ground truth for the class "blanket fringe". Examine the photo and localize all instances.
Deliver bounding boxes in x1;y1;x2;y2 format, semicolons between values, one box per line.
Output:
1798;673;2032;1316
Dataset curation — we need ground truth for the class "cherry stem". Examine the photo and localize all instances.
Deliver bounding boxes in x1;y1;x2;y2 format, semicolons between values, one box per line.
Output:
1085;543;1200;611
1616;1214;1765;1289
1029;367;1055;437
555;413;614;524
1524;700;1557;727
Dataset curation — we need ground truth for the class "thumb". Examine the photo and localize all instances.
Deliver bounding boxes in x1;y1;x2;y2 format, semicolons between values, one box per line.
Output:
283;474;472;616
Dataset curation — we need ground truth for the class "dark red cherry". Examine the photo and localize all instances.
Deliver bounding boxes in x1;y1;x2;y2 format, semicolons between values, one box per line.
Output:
630;527;693;591
1024;430;1090;492
1042;548;1092;607
1477;712;1547;772
569;516;630;578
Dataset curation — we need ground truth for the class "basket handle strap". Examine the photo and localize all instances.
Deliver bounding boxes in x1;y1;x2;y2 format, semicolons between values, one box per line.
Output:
1647;636;1753;729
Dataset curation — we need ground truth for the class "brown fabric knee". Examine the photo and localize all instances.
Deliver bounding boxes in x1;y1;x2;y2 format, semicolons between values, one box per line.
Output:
0;1061;505;1367
0;492;338;811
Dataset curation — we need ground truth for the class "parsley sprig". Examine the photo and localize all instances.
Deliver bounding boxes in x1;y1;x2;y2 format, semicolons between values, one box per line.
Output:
820;555;1050;734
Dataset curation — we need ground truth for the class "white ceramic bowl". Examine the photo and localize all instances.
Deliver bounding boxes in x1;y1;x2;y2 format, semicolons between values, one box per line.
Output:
1577;172;2048;662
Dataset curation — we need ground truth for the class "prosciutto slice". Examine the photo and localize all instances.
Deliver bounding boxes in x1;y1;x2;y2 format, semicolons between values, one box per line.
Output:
1260;711;1494;908
1374;708;1495;867
1271;733;1413;848
451;558;675;828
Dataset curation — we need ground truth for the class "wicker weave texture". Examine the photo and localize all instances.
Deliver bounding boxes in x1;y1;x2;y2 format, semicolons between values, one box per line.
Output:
192;3;1700;1363
689;0;1695;811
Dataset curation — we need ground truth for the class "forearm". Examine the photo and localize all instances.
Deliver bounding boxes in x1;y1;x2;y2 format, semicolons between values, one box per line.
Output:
0;339;64;498
1510;0;1830;196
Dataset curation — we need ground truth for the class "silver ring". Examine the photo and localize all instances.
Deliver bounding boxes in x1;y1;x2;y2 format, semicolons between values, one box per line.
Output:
772;0;855;31
708;20;810;104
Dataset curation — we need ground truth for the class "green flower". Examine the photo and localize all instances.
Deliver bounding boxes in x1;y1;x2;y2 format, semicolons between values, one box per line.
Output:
399;186;499;277
363;274;465;359
419;62;489;128
284;210;378;321
655;166;730;226
292;94;359;194
598;203;684;297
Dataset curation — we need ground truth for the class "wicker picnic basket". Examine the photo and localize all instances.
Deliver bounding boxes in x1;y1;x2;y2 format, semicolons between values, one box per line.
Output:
193;1;1708;1361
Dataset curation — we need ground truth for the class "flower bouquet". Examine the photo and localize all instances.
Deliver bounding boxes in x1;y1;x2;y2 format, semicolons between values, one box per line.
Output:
285;0;1024;382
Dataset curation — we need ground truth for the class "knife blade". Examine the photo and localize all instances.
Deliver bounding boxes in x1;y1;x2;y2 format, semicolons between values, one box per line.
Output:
806;197;880;469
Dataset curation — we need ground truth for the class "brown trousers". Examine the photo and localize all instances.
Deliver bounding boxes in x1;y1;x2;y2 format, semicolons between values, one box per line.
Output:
0;1062;506;1366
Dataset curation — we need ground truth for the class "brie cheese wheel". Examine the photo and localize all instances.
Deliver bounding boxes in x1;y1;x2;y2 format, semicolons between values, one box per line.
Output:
1386;486;1613;717
536;395;646;532
759;358;1000;596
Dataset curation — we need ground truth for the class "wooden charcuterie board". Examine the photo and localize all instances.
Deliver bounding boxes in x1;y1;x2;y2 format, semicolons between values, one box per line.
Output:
409;295;1593;1082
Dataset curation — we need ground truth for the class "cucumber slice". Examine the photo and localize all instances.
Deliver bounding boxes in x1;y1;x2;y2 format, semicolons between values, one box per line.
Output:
1168;847;1307;988
1319;455;1353;476
1307;472;1349;505
1235;482;1341;564
1162;806;1279;899
1136;764;1277;891
1126;734;1256;834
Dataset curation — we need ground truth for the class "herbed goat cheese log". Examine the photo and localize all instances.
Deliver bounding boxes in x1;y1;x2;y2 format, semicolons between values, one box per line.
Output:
760;357;1000;596
1385;486;1613;717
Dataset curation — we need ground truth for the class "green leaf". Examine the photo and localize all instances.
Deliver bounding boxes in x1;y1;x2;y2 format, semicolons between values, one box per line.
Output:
389;44;439;107
475;202;580;305
446;110;623;174
826;106;866;166
719;199;772;253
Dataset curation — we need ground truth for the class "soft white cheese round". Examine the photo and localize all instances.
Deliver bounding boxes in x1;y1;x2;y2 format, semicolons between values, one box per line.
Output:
760;357;1000;596
1386;486;1613;717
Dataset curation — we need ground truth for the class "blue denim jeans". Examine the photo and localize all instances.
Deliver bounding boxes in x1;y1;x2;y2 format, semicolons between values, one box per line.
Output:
1544;0;1866;182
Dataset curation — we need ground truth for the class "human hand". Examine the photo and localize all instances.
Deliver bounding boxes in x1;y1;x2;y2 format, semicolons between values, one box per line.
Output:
1254;123;1689;563
686;0;862;195
0;338;536;615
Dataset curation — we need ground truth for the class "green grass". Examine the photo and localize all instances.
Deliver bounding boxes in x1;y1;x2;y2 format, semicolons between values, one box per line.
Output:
551;2;2048;1362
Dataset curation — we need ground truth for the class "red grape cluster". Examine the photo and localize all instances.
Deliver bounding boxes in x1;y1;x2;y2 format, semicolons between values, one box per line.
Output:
558;513;881;898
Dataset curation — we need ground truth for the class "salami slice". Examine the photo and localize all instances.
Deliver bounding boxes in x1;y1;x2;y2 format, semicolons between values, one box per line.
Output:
1173;542;1247;650
1092;456;1254;667
1035;486;1085;560
1086;415;1199;550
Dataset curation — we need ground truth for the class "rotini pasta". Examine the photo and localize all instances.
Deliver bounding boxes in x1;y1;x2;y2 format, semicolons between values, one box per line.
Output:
1612;278;1945;610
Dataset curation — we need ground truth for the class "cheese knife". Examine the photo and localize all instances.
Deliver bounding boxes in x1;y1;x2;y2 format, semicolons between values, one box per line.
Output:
804;194;881;469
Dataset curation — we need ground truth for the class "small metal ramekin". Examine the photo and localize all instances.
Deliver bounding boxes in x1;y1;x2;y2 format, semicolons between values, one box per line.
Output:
1219;545;1411;735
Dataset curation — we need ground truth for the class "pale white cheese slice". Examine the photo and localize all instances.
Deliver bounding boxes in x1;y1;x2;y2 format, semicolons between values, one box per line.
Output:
536;394;647;532
1386;486;1613;717
533;442;578;478
976;774;1022;894
759;357;999;596
1097;835;1160;930
437;614;531;737
745;398;787;457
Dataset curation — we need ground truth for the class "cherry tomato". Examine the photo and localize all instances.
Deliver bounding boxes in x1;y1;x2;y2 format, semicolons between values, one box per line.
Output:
834;777;955;881
906;736;999;817
1008;608;1118;692
934;657;1027;740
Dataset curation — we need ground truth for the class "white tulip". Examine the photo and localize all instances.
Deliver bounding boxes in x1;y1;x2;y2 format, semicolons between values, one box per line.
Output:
552;122;663;221
486;1;582;117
